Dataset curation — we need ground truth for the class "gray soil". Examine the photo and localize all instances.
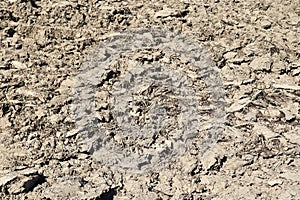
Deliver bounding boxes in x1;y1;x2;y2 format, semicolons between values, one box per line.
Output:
0;0;299;199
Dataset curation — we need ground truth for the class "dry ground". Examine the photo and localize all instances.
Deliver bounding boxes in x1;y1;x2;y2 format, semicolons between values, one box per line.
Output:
0;0;299;199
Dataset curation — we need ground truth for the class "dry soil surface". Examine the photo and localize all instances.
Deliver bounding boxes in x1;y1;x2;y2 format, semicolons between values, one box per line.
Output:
0;0;299;199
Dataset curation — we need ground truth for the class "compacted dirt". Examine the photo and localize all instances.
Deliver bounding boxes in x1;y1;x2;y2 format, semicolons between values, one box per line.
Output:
0;0;299;199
